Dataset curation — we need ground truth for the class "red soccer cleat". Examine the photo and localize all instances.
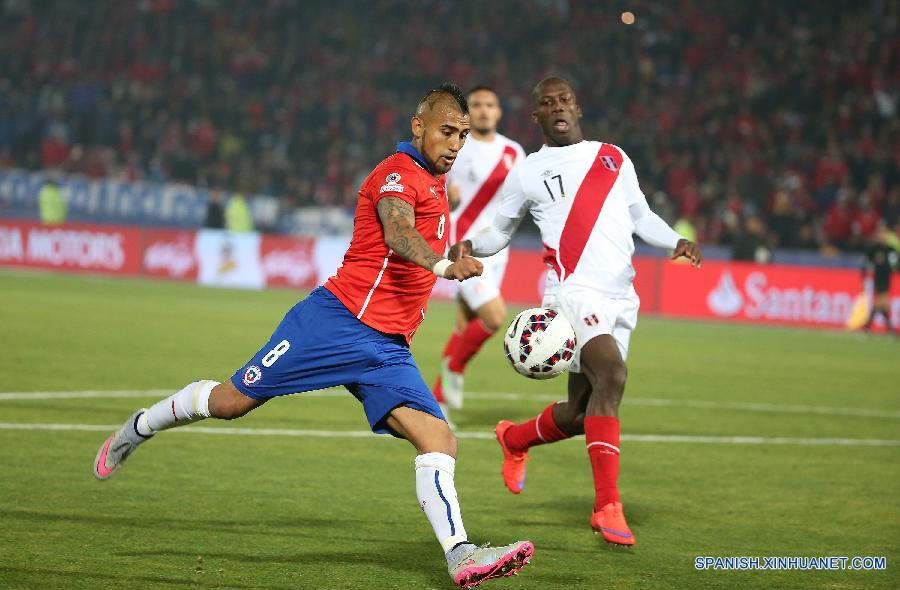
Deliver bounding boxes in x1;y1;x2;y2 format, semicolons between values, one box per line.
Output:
495;420;529;494
590;502;636;546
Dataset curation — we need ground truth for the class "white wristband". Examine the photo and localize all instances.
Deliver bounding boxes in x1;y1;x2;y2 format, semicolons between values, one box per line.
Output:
432;258;453;277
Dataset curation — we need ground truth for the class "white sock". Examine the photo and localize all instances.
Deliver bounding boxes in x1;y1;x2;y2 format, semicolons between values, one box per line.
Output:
143;380;218;432
415;452;468;553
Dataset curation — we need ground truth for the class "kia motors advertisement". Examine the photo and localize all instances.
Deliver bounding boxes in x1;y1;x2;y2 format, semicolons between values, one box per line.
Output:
2;220;897;330
0;220;141;275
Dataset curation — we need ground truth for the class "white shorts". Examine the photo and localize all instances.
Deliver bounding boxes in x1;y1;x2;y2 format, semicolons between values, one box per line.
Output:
541;285;640;372
458;249;509;310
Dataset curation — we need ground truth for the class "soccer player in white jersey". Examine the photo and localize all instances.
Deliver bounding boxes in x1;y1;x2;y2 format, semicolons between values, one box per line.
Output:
432;86;526;422
450;77;702;546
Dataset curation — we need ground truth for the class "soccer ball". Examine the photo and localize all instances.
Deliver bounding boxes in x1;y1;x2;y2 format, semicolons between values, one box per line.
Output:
503;308;576;379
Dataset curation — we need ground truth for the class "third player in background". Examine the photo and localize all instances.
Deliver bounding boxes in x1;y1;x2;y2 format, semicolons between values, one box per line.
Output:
433;86;526;425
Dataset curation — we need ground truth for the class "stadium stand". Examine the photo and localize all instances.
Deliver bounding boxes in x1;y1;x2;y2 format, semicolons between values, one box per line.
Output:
0;0;897;251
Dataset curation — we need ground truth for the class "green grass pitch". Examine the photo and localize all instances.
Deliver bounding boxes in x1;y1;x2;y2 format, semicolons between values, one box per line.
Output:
0;270;897;589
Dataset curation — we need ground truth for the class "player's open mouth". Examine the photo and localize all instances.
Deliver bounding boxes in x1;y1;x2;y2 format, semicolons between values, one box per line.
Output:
553;119;569;131
441;155;456;165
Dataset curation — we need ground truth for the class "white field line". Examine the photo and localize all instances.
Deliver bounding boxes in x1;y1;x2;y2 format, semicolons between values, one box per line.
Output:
0;389;343;401
469;392;900;420
0;390;173;401
0;421;898;447
2;388;899;420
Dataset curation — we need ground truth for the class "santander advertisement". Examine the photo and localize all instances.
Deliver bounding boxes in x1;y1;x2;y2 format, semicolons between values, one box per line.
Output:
658;260;900;329
2;219;896;330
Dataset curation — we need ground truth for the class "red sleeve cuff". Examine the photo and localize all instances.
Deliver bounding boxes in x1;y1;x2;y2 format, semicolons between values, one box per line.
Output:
373;190;416;208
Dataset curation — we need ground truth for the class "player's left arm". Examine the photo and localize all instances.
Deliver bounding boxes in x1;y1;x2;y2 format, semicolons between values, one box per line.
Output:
376;196;482;281
622;155;702;267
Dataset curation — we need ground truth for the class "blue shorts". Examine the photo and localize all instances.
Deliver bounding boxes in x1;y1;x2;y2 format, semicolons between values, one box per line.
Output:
231;287;443;436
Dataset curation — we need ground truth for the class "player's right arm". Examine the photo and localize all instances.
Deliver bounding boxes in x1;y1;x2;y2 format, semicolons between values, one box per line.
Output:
621;153;702;267
450;165;528;260
376;196;482;281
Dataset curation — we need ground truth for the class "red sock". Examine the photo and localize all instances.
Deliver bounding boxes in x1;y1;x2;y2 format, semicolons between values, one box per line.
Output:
432;378;445;403
448;319;494;373
584;416;621;512
503;403;570;453
442;330;463;360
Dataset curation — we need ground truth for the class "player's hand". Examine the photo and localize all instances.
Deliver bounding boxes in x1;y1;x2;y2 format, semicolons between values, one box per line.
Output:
672;238;702;268
444;256;483;281
448;240;473;261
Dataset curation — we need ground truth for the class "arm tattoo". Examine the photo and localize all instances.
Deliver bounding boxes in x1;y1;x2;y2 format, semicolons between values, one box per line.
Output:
376;196;443;270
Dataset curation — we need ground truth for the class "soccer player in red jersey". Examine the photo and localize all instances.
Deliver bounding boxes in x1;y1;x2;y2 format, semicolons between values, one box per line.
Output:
432;87;525;426
451;78;702;546
93;84;533;587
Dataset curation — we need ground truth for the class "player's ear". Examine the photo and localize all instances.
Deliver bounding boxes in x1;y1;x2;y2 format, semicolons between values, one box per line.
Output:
531;111;539;125
411;116;424;139
576;104;583;118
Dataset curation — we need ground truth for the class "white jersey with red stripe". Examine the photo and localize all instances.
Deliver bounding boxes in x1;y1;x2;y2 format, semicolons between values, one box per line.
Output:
448;132;526;245
479;140;684;298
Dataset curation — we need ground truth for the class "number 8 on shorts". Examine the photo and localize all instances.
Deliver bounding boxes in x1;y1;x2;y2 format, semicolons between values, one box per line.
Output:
262;339;290;367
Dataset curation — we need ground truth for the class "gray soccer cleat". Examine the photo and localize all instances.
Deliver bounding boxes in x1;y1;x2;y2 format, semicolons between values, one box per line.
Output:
441;359;465;410
447;540;534;588
93;409;152;480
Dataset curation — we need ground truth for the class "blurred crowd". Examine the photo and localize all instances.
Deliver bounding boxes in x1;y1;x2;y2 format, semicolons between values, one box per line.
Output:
0;0;897;252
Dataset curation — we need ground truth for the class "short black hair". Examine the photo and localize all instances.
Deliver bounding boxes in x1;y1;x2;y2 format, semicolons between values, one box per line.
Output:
418;83;468;115
532;76;574;107
468;85;498;98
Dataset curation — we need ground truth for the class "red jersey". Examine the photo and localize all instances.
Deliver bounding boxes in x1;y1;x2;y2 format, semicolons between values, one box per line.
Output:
325;143;449;343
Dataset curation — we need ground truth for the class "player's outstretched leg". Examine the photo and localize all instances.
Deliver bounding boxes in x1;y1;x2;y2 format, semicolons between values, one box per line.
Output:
386;406;534;587
93;408;154;480
93;380;262;480
494;373;593;494
494;404;567;494
580;335;635;546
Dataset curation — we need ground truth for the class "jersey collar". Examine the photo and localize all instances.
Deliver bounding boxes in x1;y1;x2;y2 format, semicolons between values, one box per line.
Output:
397;142;437;175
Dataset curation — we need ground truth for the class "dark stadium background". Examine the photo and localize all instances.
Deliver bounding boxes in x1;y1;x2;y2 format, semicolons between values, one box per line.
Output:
1;0;897;258
1;3;899;589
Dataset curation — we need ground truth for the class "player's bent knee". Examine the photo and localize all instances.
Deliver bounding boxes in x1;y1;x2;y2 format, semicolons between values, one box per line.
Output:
208;381;261;420
585;360;627;397
445;431;459;458
481;313;505;332
428;420;457;456
606;362;628;394
478;299;507;331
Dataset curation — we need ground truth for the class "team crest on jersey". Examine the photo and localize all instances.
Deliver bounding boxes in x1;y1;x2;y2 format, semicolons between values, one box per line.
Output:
541;169;554;178
381;172;405;193
242;365;262;386
599;155;619;172
430;185;438;199
503;153;515;170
